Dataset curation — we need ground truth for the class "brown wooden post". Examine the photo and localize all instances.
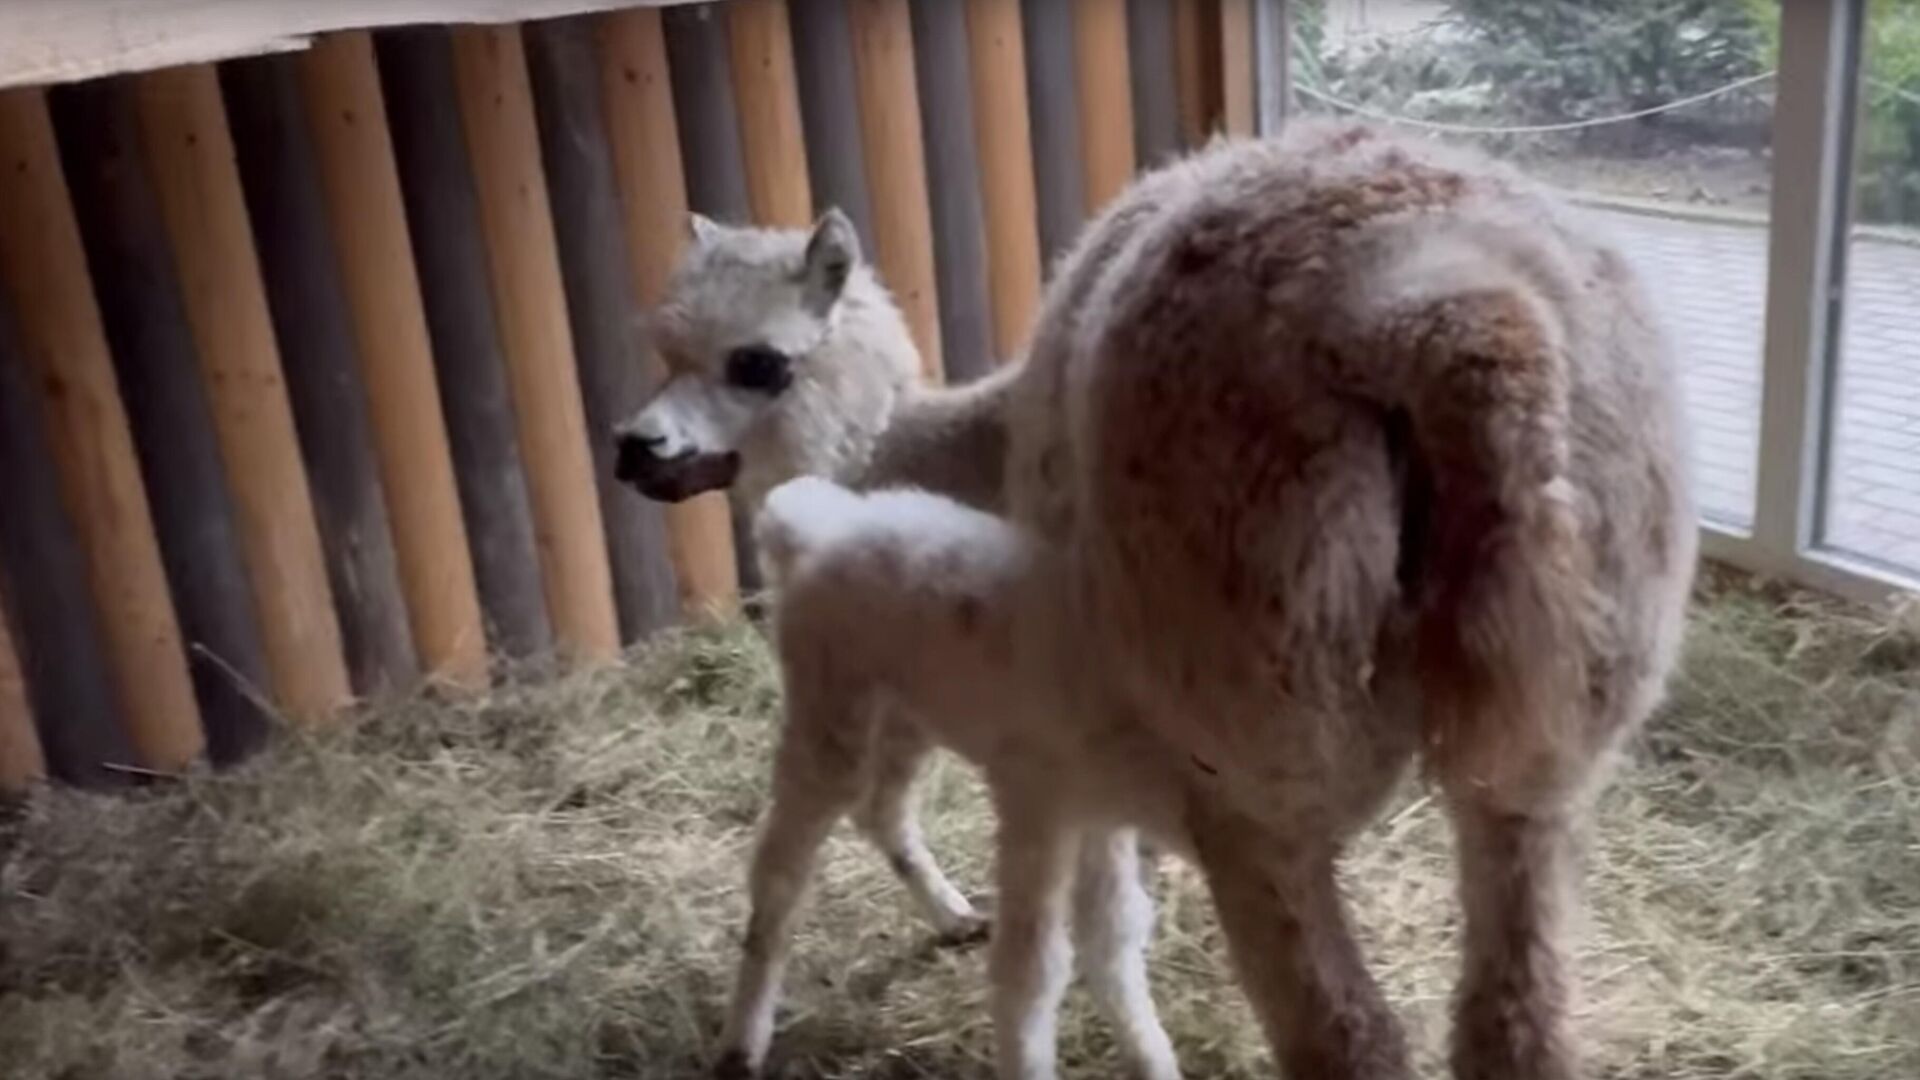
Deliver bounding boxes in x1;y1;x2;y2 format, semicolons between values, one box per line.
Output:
297;31;491;689
378;28;553;662
450;25;621;664
0;297;142;787
1173;0;1224;147
0;583;43;792
49;79;275;766
1127;0;1182;165
0;87;204;770
1071;0;1137;213
789;0;877;237
1022;0;1087;263
965;0;1044;364
1220;0;1256;137
663;3;754;222
133;64;352;720
598;8;741;616
727;0;814;227
221;54;419;698
525;15;683;643
846;0;943;381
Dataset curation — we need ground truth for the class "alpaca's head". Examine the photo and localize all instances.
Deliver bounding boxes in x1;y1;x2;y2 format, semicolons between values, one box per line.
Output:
615;208;919;506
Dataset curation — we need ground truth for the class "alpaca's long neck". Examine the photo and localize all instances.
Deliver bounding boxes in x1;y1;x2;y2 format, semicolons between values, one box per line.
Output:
851;362;1022;514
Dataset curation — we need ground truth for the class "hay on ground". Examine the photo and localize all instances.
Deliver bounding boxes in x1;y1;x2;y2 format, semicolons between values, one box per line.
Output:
2;568;1917;1079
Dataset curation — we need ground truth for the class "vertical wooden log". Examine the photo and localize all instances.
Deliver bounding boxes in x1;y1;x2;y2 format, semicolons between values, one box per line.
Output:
727;0;813;227
132;64;351;720
1221;0;1256;137
0;304;140;788
845;0;942;380
789;0;876;239
524;16;682;644
49;80;274;766
1071;0;1137;213
598;8;740;615
220;54;418;697
450;25;621;664
1021;0;1087;264
378;28;553;661
297;31;489;689
1127;0;1182;165
1172;0;1223;147
662;3;753;221
0;88;203;771
965;0;1044;363
908;0;993;384
0;581;44;792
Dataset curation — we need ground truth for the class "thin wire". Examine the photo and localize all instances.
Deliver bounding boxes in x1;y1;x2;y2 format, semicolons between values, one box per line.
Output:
1294;70;1778;136
1866;76;1920;109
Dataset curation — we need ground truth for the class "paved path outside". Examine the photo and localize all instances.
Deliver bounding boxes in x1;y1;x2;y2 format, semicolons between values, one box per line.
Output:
1593;207;1920;574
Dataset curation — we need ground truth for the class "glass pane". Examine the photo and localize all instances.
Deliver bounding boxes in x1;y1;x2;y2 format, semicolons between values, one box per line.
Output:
1820;0;1920;575
1298;0;1781;528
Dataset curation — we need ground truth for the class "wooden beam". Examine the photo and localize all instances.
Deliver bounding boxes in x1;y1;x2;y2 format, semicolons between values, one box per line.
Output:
48;78;275;766
908;0;993;385
726;0;813;227
1071;0;1137;214
1021;0;1087;264
845;0;942;381
525;15;682;643
1172;0;1223;147
1127;0;1181;165
377;28;553;661
0;298;141;787
133;64;351;720
965;0;1043;363
221;53;418;698
789;0;875;239
662;3;753;222
0;579;44;792
598;7;740;615
1220;0;1255;137
297;31;489;689
450;25;621;664
0;87;203;771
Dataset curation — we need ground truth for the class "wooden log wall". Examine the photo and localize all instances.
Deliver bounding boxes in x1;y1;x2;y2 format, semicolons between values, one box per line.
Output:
0;0;1252;790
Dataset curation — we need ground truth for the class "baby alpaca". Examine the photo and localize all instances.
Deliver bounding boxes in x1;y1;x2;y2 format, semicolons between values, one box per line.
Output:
718;478;1187;1080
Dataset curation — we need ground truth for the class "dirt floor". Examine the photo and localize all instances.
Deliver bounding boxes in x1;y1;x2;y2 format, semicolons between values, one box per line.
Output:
2;567;1917;1079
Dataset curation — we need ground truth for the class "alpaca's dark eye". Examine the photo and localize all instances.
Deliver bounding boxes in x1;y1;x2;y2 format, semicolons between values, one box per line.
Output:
724;344;793;395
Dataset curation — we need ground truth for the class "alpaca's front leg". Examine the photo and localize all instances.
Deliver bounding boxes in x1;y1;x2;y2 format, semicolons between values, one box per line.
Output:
988;789;1078;1080
1448;798;1583;1080
856;705;988;942
1072;827;1181;1080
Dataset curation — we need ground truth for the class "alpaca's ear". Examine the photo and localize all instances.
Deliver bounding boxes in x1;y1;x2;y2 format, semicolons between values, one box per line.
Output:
688;212;723;247
801;207;860;316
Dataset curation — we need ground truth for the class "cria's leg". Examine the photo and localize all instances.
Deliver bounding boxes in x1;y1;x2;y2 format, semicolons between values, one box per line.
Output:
855;707;987;942
714;728;864;1079
1071;827;1180;1080
989;790;1078;1080
1447;797;1582;1080
1194;831;1411;1080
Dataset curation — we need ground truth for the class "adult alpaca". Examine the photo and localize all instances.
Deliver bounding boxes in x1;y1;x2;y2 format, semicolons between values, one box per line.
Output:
619;119;1695;1079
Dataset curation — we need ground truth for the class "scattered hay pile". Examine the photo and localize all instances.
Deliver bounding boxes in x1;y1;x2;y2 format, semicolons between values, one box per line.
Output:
3;570;1917;1079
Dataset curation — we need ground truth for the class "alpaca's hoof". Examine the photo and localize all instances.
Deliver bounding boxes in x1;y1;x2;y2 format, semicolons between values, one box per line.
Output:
936;914;991;948
712;1049;759;1080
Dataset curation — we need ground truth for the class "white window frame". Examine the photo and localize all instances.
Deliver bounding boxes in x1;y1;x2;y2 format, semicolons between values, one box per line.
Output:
1257;0;1917;604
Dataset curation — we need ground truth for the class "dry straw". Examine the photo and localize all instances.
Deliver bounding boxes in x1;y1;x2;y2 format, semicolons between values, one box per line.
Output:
3;568;1917;1078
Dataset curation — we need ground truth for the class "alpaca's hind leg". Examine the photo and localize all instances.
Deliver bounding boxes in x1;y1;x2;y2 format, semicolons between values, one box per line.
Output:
715;729;864;1079
1195;830;1411;1080
1446;795;1583;1080
856;707;987;941
1071;827;1181;1080
989;789;1078;1080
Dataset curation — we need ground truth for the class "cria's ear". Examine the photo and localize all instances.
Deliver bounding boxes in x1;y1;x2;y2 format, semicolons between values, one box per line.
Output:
801;207;860;316
688;212;724;247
